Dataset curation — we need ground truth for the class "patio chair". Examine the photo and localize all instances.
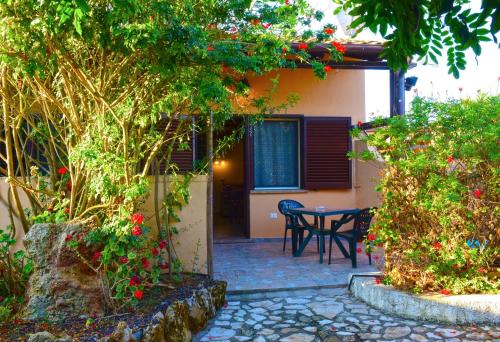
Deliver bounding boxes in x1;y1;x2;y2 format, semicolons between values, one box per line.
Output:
277;199;319;253
328;207;376;268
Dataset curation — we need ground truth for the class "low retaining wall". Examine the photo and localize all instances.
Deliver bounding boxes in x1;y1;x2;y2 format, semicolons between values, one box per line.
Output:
349;275;500;325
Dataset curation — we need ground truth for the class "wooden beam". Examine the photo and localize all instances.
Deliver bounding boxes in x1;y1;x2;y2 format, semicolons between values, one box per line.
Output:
206;111;214;278
296;61;389;70
390;70;405;116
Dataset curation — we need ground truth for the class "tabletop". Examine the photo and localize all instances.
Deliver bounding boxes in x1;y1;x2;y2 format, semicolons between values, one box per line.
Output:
287;207;360;217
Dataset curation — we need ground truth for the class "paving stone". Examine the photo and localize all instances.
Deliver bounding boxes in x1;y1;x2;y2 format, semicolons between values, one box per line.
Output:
383;326;412;339
285;298;310;304
280;333;315;342
434;328;464;337
249;300;274;308
410;333;429;341
267;334;279;341
358;333;382;340
307;301;344;319
249;307;267;314
304;327;317;333
251;314;266;322
252;336;266;342
203;327;236;341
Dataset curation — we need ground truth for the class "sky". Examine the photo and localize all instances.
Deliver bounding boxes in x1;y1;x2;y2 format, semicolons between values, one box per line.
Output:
308;0;500;120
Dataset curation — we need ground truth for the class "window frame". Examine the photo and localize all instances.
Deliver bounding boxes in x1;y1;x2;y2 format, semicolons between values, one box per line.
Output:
252;117;302;190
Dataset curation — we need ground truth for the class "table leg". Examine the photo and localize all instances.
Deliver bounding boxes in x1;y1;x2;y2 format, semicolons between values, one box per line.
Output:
319;217;325;264
333;236;350;258
294;230;313;257
291;227;297;254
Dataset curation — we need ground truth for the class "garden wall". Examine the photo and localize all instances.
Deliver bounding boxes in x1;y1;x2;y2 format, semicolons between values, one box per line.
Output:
0;174;208;274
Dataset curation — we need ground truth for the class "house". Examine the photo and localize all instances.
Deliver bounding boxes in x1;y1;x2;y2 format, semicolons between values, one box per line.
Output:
0;38;405;274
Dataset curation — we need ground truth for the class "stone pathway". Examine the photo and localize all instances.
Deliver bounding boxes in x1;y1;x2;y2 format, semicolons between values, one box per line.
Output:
195;289;500;342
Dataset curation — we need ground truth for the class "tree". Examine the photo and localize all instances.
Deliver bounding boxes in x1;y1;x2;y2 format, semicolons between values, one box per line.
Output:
0;0;343;306
335;0;499;77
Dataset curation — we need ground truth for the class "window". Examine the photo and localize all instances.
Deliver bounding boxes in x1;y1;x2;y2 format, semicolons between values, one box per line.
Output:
253;120;300;189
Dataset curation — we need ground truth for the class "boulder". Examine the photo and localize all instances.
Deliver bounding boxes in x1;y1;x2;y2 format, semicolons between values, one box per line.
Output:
23;223;106;320
164;300;192;342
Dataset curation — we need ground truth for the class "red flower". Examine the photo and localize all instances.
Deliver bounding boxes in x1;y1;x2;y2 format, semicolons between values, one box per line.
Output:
433;241;442;251
324;27;335;35
282;47;288;53
356;247;362;254
207;23;217;30
230;34;238;40
57;167;68;175
367;233;376;241
160;263;169;269
324;65;332;72
151;248;159;256
447;156;454;163
207;45;215;51
159;241;167;249
119;256;128;264
332;41;346;54
92;252;102;262
65;234;72;241
129;276;141;286
473;189;481;199
297;42;308;50
375;277;381;285
65;207;70;214
230;26;237;32
377;243;383;247
478;267;487;273
141;257;150;269
285;0;290;4
440;289;450;295
131;213;144;225
132;225;142;236
133;290;143;300
250;19;260;26
357;121;363;128
374;255;380;261
261;23;271;29
66;180;72;191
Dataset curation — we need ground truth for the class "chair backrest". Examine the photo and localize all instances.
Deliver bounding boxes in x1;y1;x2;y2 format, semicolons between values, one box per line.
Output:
353;207;376;238
277;199;304;215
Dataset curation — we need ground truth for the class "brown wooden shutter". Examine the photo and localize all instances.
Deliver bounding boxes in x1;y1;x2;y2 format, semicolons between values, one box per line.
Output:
156;117;194;173
303;117;352;189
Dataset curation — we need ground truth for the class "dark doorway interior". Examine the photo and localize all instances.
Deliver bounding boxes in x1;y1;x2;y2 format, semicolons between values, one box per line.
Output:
213;120;247;241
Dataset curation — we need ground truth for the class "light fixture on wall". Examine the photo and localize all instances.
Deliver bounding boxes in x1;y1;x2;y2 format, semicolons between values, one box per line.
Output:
214;160;225;166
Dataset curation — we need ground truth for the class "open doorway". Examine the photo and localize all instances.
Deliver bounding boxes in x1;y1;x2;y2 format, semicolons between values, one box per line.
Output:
213;119;248;241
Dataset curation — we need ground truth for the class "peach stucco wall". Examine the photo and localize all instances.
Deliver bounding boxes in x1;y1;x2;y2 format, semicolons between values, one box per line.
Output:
246;68;376;238
0;175;208;274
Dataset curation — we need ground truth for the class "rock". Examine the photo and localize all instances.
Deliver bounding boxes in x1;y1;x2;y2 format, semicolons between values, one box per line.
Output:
164;300;192;342
28;331;56;342
209;281;227;310
187;287;213;332
383;326;412;339
23;224;106;320
109;321;132;342
280;333;315;342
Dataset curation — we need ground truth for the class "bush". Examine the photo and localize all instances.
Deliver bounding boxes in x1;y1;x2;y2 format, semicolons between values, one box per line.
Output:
352;96;499;294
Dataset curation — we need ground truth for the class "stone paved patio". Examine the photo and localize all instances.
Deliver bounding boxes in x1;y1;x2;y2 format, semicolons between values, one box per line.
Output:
195;287;500;342
214;240;378;292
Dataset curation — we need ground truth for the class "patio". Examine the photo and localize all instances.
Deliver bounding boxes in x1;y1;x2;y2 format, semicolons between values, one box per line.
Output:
214;239;378;293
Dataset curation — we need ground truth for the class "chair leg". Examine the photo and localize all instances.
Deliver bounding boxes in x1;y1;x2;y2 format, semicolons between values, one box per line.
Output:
316;235;319;252
368;253;372;265
349;240;357;268
283;228;288;252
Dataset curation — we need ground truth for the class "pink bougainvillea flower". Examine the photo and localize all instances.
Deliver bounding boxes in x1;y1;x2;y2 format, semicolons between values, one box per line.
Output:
297;42;308;50
374;255;380;261
367;233;376;241
159;241;167;249
133;290;143;300
375;277;381;284
151;248;159;256
332;41;346;54
440;289;450;295
57;167;68;175
356;247;362;254
92;252;102;262
131;213;144;225
141;257;150;269
132;225;143;236
447;156;454;163
324;65;332;72
129;276;141;286
119;256;128;264
66;180;72;191
357;121;363;128
473;189;481;199
433;241;442;251
65;234;72;241
324;27;335;35
261;23;271;29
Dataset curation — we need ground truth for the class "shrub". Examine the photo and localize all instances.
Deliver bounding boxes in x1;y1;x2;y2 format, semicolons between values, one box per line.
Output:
352;96;499;294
